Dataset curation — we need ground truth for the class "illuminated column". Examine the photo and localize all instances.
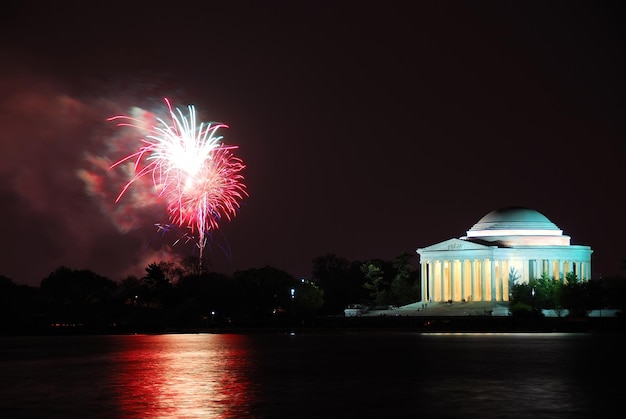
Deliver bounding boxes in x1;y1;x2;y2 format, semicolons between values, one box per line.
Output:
481;259;487;302
439;260;444;302
554;260;559;280
471;260;476;302
580;261;584;280
578;261;583;280
567;260;572;279
428;262;434;302
420;262;425;302
558;260;564;282
421;262;427;302
491;259;496;301
494;260;500;301
548;259;555;278
448;259;455;300
492;260;504;301
503;260;509;301
461;259;467;301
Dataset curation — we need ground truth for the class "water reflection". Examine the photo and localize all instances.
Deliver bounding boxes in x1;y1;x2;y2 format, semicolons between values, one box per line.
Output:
413;332;603;417
113;334;256;418
0;332;622;418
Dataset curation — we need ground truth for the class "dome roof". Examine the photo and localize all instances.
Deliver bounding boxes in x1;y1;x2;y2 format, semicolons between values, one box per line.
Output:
468;207;561;233
465;207;567;244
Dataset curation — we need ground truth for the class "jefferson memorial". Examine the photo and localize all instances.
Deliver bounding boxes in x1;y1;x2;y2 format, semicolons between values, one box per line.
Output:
416;207;593;303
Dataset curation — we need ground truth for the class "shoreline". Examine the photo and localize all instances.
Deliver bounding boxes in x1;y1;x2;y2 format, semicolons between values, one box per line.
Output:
3;314;622;336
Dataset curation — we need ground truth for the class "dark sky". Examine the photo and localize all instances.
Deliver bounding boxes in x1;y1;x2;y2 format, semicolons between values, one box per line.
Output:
1;1;624;286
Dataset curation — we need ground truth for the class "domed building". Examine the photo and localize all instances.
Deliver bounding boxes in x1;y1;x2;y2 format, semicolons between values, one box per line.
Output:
416;207;593;303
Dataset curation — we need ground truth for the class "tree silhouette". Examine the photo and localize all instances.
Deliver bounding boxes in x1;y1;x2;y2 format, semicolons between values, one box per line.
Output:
311;254;356;314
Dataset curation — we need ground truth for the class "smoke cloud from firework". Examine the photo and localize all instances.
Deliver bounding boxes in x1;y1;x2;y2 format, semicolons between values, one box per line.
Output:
0;62;242;285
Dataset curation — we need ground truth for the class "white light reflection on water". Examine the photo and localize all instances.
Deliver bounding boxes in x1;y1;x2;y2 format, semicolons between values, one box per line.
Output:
412;332;614;418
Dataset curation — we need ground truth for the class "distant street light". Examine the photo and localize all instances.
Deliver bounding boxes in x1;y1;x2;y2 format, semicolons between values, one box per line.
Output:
290;288;295;322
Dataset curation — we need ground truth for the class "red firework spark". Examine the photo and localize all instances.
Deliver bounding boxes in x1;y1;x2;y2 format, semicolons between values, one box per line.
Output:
108;98;247;259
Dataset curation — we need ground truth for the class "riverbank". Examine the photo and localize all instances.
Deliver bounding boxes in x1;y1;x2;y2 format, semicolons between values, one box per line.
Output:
297;313;624;333
167;310;624;335
3;302;623;335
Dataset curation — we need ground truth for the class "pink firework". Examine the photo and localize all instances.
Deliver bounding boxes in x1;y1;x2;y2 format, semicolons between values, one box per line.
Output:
108;98;247;262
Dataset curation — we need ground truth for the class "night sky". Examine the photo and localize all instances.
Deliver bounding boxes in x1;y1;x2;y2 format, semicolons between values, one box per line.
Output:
1;1;624;287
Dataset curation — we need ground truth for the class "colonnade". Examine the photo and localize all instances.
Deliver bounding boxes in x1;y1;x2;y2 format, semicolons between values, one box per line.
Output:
420;258;591;303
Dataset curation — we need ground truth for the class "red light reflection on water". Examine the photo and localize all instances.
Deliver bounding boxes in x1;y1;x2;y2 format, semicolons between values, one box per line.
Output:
113;334;256;418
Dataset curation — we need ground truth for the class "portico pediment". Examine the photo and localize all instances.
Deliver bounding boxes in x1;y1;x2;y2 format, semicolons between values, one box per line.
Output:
417;238;492;253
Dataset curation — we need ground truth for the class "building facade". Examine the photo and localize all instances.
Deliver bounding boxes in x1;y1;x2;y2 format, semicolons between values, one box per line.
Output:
416;207;593;303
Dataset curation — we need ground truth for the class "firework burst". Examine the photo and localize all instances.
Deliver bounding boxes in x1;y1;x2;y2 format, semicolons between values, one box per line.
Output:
108;98;247;263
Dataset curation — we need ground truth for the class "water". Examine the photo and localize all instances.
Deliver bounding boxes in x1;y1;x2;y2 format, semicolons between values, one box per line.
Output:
0;332;623;418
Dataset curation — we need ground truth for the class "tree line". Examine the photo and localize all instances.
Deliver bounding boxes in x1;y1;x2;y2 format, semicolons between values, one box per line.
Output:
0;252;421;334
1;253;624;334
508;272;626;317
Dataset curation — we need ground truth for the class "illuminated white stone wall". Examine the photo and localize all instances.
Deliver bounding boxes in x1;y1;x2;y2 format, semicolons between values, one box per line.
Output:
416;208;593;303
